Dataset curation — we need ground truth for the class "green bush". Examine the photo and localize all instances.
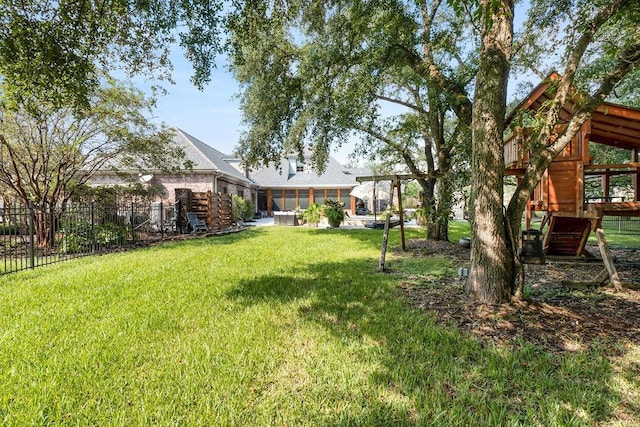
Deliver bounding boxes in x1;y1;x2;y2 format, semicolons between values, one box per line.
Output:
59;219;92;254
302;203;323;227
59;233;88;254
232;195;255;223
95;223;128;246
0;224;20;235
414;207;428;226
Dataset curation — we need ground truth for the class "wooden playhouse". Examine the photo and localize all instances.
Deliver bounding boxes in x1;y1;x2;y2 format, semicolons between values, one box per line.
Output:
505;75;640;258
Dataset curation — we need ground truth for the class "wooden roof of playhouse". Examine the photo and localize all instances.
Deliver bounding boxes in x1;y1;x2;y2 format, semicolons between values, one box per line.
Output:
505;73;640;218
505;73;640;259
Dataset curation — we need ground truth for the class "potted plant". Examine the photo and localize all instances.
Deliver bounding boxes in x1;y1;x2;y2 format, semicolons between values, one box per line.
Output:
323;199;349;228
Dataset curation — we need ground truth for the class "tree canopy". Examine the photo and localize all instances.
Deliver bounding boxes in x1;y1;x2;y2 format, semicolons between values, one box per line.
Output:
0;0;224;110
227;0;478;239
0;79;185;246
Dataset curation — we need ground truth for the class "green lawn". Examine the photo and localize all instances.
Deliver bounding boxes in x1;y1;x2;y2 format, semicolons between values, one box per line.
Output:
0;226;636;425
588;229;640;249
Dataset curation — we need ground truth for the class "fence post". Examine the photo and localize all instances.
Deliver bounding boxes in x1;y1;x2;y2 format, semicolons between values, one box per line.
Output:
160;201;164;240
176;200;183;234
130;202;136;244
90;202;96;253
28;201;35;269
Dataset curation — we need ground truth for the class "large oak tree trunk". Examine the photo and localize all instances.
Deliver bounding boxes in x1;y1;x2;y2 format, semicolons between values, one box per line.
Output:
467;0;515;304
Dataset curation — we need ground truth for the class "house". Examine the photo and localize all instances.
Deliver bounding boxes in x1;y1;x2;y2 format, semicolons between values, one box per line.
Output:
249;151;368;216
91;127;259;205
91;128;370;220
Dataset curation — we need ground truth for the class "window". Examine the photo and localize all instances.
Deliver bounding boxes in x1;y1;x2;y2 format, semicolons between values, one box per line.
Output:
285;190;296;210
339;189;351;208
298;190;309;209
271;194;281;211
296;164;305;173
258;191;268;211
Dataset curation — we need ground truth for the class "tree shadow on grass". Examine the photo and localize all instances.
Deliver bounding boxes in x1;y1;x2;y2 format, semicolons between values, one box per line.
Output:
161;226;270;248
226;259;622;426
281;226;425;253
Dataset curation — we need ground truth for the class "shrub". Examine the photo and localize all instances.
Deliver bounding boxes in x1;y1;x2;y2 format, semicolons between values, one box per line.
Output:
302;203;323;227
414;207;428;226
232;195;255;223
95;223;128;246
58;219;92;254
0;224;19;235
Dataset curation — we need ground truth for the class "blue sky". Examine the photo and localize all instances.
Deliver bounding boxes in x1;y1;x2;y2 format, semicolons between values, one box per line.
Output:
146;56;244;157
145;53;355;164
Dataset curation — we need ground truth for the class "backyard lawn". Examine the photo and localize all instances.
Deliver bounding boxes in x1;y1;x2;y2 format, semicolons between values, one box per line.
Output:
0;226;637;425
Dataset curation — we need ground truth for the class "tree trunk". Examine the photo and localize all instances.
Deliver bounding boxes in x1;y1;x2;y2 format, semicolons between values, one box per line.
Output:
433;166;453;242
33;204;55;248
467;0;515;304
418;179;437;238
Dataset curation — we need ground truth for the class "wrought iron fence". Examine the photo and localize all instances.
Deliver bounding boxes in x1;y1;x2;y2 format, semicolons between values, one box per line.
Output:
0;201;186;276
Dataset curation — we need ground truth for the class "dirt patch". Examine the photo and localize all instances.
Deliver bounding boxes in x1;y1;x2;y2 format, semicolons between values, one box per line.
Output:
398;239;640;353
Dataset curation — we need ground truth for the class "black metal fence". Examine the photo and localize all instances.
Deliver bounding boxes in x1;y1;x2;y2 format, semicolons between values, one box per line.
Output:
0;201;188;276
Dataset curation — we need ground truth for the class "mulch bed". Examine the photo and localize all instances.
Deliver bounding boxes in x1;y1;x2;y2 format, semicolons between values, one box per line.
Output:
397;239;640;353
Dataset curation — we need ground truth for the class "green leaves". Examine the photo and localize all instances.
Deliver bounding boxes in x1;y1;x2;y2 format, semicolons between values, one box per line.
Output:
0;0;224;110
0;79;184;208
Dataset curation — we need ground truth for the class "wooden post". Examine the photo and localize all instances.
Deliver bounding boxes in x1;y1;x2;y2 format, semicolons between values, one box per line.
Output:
525;201;532;230
595;228;623;291
207;190;213;227
379;181;395;272
395;177;405;251
633;148;639;201
373;182;377;223
576;162;584;213
635;165;640;202
602;172;610;201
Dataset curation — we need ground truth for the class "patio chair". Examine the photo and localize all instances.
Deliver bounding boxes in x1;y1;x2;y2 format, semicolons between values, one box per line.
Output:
186;212;208;233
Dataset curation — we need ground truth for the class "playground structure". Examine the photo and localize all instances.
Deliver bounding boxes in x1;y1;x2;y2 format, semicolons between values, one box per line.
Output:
505;75;640;288
505;75;640;252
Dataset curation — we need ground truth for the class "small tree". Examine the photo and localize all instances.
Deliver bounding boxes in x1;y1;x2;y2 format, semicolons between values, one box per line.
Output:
0;80;185;247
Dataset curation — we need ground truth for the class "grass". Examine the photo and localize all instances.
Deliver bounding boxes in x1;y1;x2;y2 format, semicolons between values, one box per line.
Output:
588;229;640;249
0;226;636;425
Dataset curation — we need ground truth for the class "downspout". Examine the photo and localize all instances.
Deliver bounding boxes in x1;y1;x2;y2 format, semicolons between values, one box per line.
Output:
213;172;221;193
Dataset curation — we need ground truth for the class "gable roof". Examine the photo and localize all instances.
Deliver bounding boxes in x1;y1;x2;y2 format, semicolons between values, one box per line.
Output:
250;154;365;188
507;73;640;151
172;128;254;185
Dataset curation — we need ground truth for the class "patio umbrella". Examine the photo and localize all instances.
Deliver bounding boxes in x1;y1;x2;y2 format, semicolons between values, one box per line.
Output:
350;181;390;200
350;181;392;220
